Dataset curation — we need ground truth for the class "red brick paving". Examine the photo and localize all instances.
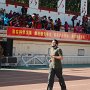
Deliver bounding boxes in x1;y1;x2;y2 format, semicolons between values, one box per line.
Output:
0;68;90;90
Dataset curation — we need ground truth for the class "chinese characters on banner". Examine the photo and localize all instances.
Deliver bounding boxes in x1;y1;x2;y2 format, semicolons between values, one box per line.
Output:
7;27;90;41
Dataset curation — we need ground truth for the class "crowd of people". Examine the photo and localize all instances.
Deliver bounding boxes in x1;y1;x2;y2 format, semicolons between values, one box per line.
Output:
0;7;90;34
71;14;90;34
0;7;62;31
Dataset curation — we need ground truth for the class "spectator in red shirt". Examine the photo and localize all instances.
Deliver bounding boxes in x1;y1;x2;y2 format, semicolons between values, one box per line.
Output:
57;18;61;31
82;14;88;33
36;21;42;29
64;21;69;32
74;22;82;33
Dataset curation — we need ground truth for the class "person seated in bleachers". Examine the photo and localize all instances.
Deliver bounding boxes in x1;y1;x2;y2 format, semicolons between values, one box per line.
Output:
41;16;47;29
27;15;33;28
57;18;61;31
36;21;42;29
0;16;3;29
82;14;88;33
4;14;10;26
74;22;82;33
54;20;58;31
64;21;69;32
21;6;27;15
8;10;13;19
87;19;90;34
71;15;78;28
50;19;54;30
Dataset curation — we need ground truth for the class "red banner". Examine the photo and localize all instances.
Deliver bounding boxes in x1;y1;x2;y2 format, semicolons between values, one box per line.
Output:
7;27;90;41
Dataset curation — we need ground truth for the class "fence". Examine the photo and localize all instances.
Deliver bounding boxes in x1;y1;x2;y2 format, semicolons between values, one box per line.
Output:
1;55;90;67
16;55;90;67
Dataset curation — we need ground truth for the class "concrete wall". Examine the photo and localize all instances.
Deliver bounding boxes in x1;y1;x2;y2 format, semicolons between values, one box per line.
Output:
61;43;90;56
13;40;90;56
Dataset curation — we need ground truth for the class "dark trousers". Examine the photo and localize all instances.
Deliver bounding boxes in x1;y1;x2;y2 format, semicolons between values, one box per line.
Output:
47;68;66;90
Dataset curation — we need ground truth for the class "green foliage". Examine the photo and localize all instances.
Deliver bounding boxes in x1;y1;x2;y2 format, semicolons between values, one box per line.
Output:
65;0;81;14
39;0;58;11
7;0;29;4
87;0;90;15
12;0;29;4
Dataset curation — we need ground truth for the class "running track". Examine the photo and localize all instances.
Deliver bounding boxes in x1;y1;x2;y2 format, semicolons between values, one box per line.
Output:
0;68;90;90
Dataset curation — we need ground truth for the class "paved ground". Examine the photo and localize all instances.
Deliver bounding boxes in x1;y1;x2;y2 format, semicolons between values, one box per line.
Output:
0;67;90;90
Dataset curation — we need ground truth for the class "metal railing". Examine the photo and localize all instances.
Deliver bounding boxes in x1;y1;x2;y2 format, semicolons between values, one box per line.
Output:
15;55;90;67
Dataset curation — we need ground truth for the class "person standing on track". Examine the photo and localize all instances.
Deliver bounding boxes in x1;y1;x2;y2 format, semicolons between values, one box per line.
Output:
47;39;67;90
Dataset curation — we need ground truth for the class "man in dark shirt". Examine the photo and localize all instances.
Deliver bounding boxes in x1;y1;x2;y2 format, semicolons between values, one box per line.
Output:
47;39;66;90
71;15;78;27
21;6;27;15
